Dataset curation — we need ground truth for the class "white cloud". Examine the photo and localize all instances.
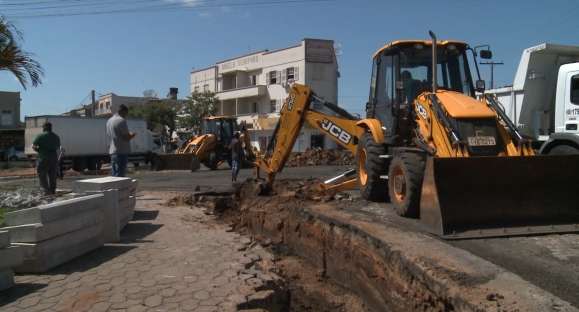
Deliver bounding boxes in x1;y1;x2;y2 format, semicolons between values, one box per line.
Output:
164;0;202;7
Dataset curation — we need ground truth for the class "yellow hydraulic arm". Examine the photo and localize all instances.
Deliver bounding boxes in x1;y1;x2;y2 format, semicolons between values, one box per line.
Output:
255;83;383;190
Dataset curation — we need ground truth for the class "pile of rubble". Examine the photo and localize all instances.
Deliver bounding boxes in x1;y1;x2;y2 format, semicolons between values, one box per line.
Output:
285;148;354;167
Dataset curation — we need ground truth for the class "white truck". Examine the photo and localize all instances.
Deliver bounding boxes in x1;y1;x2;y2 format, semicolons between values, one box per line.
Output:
485;43;579;154
25;115;159;170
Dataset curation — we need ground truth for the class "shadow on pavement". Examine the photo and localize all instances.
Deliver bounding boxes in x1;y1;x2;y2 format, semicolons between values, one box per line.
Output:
120;222;163;244
132;210;159;221
51;245;137;275
0;283;47;306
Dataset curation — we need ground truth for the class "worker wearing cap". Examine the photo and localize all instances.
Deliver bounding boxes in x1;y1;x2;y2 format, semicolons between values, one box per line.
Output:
106;104;136;177
32;122;61;195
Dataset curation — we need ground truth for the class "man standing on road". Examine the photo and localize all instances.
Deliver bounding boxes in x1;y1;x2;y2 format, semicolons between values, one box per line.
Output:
32;122;61;195
229;132;242;182
106;104;135;177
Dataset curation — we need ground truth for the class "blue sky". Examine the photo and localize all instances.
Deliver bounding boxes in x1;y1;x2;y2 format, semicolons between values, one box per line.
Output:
0;0;578;118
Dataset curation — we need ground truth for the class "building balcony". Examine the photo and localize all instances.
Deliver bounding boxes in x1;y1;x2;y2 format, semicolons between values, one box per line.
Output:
216;85;267;101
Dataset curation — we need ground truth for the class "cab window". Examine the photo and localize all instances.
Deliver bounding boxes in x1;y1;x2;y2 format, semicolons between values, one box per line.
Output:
571;74;579;105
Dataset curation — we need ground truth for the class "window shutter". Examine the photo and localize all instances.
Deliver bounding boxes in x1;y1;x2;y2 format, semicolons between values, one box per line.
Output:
281;68;287;85
266;71;271;85
294;66;299;81
276;71;282;84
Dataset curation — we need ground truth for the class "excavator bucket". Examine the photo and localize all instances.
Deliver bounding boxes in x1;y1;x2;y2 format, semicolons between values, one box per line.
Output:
419;155;579;239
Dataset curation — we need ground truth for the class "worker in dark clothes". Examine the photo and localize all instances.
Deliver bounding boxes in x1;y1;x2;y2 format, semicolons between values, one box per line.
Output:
229;132;243;182
32;122;61;195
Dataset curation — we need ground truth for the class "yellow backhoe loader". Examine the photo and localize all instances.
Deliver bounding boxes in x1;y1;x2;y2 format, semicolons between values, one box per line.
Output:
256;31;579;239
151;116;254;171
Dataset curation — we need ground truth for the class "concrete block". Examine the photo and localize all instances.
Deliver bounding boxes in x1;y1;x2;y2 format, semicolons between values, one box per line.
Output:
13;223;103;273
0;246;23;270
0;270;15;292
4;194;104;226
99;189;120;243
0;208;103;243
73;177;132;193
0;231;9;249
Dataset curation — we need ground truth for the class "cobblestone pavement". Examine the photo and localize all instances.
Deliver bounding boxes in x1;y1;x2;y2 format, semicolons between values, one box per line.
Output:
0;192;283;312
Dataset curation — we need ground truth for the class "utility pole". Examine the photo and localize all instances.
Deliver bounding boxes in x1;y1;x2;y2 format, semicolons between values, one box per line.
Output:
480;61;504;89
91;90;96;117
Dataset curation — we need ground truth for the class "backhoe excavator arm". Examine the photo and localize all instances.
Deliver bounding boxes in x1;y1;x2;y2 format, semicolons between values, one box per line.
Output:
255;84;380;189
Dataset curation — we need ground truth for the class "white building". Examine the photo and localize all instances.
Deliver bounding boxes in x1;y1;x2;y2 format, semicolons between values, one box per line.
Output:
94;93;156;117
190;38;339;152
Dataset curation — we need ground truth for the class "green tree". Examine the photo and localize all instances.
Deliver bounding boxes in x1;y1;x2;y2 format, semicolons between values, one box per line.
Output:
179;91;219;132
0;16;43;89
128;100;177;136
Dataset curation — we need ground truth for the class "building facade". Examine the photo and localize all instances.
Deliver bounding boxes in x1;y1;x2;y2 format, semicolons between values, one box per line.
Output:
190;38;339;152
94;93;155;117
0;91;21;129
0;91;23;155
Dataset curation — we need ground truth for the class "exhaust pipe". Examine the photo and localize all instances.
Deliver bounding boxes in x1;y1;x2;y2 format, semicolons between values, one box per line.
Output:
429;31;437;94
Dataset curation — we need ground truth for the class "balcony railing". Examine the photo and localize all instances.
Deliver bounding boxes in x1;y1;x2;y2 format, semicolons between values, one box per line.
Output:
216;85;266;101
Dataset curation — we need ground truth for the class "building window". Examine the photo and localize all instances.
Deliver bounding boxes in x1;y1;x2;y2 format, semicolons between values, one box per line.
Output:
194;86;200;93
250;75;257;86
203;84;209;92
1;110;12;126
269;71;278;84
286;67;295;81
270;100;277;113
252;102;258;113
311;134;325;149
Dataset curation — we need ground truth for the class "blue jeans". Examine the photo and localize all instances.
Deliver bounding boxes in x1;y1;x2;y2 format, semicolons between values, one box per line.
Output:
231;159;240;181
111;154;128;177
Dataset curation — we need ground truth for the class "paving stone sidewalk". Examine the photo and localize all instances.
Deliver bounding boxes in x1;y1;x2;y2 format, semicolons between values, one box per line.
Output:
0;192;282;312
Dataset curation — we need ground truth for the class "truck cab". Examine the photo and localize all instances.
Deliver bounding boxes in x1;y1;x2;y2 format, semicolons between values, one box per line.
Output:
485;43;579;154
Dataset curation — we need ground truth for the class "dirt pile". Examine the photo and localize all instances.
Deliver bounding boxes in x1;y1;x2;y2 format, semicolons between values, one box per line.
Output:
285;148;354;167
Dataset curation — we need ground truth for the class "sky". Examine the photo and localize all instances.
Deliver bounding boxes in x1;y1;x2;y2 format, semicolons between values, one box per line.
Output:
0;0;578;118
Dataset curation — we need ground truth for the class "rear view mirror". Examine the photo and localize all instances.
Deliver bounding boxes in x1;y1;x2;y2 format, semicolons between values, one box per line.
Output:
476;79;486;92
479;50;492;59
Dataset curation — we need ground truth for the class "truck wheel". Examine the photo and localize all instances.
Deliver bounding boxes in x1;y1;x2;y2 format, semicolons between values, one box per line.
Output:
548;145;579;155
388;152;425;218
356;133;389;201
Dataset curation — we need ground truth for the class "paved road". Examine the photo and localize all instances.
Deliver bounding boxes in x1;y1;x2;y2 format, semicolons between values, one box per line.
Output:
2;165;579;307
1;192;283;312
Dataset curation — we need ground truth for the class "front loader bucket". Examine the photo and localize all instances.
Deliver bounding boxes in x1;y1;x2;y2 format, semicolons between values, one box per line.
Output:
420;155;579;239
151;154;200;171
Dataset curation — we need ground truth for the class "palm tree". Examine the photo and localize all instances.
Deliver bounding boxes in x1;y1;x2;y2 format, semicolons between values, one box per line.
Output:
0;16;43;89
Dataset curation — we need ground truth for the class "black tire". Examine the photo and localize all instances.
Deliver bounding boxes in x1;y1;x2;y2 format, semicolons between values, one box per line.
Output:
150;155;162;171
190;156;201;172
548;145;579;155
356;133;389;201
203;152;218;170
388;152;425;218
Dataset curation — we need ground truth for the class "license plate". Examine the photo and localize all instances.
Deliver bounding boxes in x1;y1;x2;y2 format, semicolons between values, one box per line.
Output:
467;136;496;146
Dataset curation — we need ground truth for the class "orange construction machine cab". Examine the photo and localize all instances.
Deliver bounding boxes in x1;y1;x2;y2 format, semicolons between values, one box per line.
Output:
368;40;478;148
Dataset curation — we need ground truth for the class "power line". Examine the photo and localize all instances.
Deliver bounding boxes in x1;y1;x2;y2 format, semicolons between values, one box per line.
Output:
0;0;169;11
4;0;334;19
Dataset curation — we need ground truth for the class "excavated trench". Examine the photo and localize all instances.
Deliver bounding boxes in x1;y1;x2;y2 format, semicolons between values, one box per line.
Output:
188;179;576;312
